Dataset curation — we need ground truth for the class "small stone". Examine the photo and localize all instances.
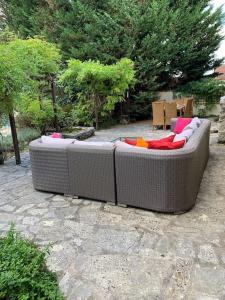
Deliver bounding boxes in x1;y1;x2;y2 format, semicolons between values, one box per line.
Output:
0;204;15;212
176;239;195;259
51;202;69;208
199;214;209;222
52;195;66;202
29;208;48;216
193;266;225;294
23;216;39;225
72;198;83;205
16;204;35;213
42;220;54;227
198;245;218;264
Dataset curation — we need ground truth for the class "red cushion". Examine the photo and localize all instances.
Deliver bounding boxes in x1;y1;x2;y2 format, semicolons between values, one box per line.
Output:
173;118;192;134
124;138;137;146
147;134;175;144
148;140;185;150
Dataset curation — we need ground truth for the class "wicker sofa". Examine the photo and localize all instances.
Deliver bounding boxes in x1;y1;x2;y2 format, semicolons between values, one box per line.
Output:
115;119;211;212
29;139;116;204
29;118;210;212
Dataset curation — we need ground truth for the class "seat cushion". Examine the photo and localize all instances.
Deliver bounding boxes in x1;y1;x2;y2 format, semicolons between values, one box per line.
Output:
41;136;75;144
174;128;194;142
184;117;201;132
74;140;114;147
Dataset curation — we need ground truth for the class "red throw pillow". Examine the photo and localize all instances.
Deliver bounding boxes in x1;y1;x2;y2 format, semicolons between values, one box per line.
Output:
148;140;185;150
173;118;192;134
146;134;175;148
125;138;137;146
147;134;175;144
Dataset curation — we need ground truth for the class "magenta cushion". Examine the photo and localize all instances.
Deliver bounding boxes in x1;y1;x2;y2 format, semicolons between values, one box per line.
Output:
51;132;62;138
173;118;192;134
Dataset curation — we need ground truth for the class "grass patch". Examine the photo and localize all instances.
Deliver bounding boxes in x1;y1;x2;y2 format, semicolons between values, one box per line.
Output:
0;225;64;300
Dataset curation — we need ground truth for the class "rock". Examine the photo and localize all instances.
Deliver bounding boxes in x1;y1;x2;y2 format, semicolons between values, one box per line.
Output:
22;216;39;225
198;245;218;264
0;204;15;212
218;96;225;143
193;265;225;295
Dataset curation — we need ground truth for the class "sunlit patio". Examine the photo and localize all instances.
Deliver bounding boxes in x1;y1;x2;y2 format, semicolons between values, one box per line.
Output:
0;120;224;299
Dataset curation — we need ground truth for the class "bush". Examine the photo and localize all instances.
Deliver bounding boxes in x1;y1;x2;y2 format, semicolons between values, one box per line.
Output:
2;127;40;150
0;225;64;300
16;94;59;133
59;58;135;129
177;78;225;115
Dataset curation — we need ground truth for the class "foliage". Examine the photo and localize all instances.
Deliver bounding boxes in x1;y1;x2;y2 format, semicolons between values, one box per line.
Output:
0;225;64;300
178;78;225;103
177;78;225;116
0;37;61;113
0;36;61;162
2;127;40;150
16;94;58;133
59;58;135;128
1;0;224;119
1;0;224;121
0;43;29;114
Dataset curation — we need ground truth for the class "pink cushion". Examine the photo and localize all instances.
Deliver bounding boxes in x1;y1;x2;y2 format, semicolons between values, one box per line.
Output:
51;132;62;138
173;118;192;134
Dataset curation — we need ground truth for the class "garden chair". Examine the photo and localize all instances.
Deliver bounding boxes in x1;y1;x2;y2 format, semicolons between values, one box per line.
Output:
152;101;165;130
164;101;177;128
176;98;185;106
183;98;193;118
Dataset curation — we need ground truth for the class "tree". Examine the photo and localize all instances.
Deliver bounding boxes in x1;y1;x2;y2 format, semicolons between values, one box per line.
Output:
0;37;61;164
9;38;62;131
0;43;29;164
59;58;135;129
1;0;224;119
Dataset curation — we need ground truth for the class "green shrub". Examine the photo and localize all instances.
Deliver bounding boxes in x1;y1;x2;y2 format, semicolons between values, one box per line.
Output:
177;78;225;116
0;225;64;300
59;58;135;129
2;127;40;150
16;94;56;133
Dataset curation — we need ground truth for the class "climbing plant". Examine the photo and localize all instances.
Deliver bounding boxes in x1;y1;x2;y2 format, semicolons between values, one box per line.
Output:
59;58;135;129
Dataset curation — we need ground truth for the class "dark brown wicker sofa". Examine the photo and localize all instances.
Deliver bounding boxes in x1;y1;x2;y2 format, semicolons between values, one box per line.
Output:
115;119;211;212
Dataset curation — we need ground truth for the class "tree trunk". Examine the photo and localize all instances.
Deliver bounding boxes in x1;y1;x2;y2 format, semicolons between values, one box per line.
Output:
9;112;21;165
50;77;59;131
93;95;99;130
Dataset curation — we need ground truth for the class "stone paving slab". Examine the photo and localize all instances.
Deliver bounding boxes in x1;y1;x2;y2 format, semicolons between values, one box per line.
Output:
0;121;225;299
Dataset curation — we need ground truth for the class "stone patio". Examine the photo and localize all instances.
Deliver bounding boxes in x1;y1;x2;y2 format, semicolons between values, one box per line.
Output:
0;120;225;299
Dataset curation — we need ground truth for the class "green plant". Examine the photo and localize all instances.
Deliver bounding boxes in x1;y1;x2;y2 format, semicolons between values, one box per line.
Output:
2;127;40;150
0;225;64;300
59;58;135;129
16;94;60;134
0;36;61;164
177;78;225;116
2;0;224;119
